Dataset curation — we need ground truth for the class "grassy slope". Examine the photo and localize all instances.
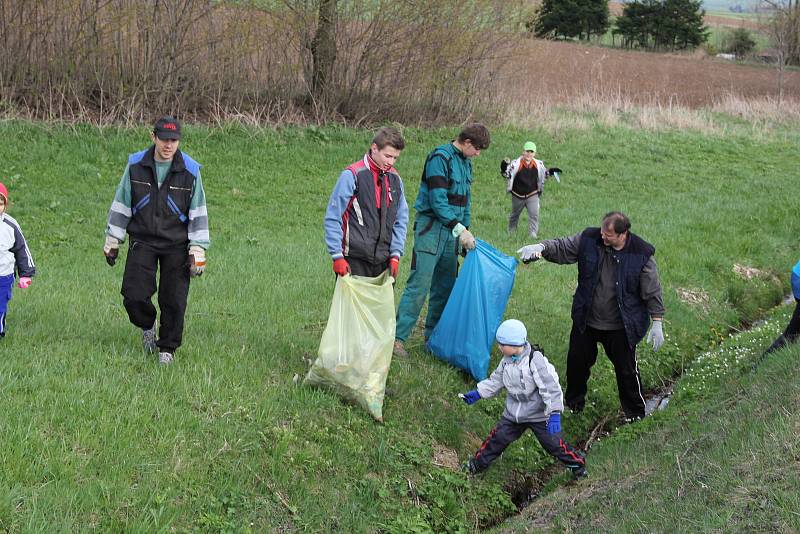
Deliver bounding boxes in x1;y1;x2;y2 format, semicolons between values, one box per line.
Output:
496;309;800;533
0;119;797;531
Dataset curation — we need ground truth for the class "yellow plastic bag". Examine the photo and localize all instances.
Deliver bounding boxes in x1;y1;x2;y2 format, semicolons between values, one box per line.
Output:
305;271;395;421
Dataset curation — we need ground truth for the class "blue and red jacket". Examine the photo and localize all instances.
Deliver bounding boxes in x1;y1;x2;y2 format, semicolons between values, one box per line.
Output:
324;154;409;264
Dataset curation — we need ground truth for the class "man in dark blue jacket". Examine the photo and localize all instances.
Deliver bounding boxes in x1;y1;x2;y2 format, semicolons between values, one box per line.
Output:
518;211;665;421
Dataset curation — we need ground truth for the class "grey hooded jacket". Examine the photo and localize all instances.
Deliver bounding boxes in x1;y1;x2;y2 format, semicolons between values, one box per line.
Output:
476;343;564;423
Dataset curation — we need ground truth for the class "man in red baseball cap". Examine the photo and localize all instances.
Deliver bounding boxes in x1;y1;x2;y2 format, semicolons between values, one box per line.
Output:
104;116;210;364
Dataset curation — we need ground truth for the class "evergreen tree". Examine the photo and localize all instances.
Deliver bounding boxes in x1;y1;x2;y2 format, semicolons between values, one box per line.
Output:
614;0;707;51
614;1;659;48
577;0;609;40
534;0;609;40
663;0;708;50
725;28;757;58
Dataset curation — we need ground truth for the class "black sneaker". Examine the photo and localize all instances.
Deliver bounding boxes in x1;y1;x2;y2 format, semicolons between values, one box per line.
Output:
462;458;486;475
570;465;588;480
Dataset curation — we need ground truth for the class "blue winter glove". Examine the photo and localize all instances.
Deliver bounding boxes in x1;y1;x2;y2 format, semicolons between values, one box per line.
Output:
546;413;561;434
460;390;481;405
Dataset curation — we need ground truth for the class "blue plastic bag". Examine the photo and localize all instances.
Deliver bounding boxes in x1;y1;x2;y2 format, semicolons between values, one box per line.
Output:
427;239;517;380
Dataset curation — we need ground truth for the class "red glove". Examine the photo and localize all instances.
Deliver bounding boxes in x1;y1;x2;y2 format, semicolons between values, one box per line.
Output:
333;258;350;277
389;256;400;279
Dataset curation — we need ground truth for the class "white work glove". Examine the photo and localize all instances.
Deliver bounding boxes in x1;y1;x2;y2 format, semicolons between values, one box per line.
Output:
452;223;476;251
189;245;206;277
646;320;664;351
104;235;121;266
517;243;545;263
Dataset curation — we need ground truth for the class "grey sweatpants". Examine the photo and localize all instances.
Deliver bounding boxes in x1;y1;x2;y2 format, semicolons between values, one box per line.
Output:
508;194;540;237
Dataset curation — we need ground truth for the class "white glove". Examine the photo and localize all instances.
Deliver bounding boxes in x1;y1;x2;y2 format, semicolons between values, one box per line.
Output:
459;229;476;250
103;235;120;255
104;235;121;266
452;223;476;251
189;245;206;277
517;243;545;262
646;320;664;351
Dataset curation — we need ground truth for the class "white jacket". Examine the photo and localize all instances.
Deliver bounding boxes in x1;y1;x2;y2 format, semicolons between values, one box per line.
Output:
502;156;546;195
0;214;35;277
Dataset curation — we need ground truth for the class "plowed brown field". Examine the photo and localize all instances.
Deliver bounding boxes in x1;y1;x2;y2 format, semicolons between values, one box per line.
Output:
497;38;799;108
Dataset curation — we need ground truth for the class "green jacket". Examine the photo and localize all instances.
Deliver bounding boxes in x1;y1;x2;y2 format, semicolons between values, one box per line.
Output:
413;142;472;231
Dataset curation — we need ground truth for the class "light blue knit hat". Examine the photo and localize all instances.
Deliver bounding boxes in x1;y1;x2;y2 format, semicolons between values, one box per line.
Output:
496;319;527;346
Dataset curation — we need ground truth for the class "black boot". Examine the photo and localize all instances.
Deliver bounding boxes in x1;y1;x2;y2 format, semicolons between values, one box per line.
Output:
763;334;787;357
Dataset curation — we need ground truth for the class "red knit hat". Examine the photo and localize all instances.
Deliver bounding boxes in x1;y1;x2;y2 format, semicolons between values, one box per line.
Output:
0;183;8;204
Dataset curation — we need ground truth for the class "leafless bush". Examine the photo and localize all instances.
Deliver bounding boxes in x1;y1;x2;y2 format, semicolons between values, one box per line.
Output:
0;0;526;125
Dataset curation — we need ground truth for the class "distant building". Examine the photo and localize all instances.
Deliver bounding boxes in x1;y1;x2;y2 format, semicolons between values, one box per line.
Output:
755;48;780;64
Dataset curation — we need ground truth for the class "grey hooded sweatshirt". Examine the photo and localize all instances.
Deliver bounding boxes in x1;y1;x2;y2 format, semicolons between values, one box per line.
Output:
476;343;564;423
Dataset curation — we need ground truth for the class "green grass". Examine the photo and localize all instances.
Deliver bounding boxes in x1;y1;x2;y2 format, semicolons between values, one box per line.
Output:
495;307;800;533
0;117;798;531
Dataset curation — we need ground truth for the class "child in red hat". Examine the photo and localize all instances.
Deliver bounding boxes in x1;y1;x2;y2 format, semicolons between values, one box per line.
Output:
0;182;36;338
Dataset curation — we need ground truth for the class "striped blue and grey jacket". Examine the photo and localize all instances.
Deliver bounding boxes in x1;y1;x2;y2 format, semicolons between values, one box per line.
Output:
106;146;209;249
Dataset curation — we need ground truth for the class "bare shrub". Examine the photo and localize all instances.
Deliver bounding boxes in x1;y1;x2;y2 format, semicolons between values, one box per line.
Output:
0;0;528;125
2;1;799;128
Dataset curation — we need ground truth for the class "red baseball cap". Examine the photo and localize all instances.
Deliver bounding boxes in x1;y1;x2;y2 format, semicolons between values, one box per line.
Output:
153;116;182;140
0;182;8;204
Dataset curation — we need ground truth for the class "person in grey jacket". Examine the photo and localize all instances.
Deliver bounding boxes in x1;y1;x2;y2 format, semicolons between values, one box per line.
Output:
460;319;587;479
518;211;665;421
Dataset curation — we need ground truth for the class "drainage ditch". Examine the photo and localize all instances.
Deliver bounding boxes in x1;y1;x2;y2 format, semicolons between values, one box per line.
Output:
495;291;794;520
502;385;676;512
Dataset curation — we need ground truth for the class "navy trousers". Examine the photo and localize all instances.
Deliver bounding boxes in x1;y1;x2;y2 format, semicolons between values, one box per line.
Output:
473;417;585;472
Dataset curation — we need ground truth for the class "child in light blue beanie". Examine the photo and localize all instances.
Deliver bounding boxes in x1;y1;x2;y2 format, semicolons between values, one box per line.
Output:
460;319;587;479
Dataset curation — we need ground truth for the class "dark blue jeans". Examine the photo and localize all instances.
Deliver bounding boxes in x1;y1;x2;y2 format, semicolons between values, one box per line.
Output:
0;274;13;336
473;417;585;472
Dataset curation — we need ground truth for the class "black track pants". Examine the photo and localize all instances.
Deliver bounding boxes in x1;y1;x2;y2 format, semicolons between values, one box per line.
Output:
473;417;585;471
765;299;800;355
565;324;646;419
121;240;190;352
